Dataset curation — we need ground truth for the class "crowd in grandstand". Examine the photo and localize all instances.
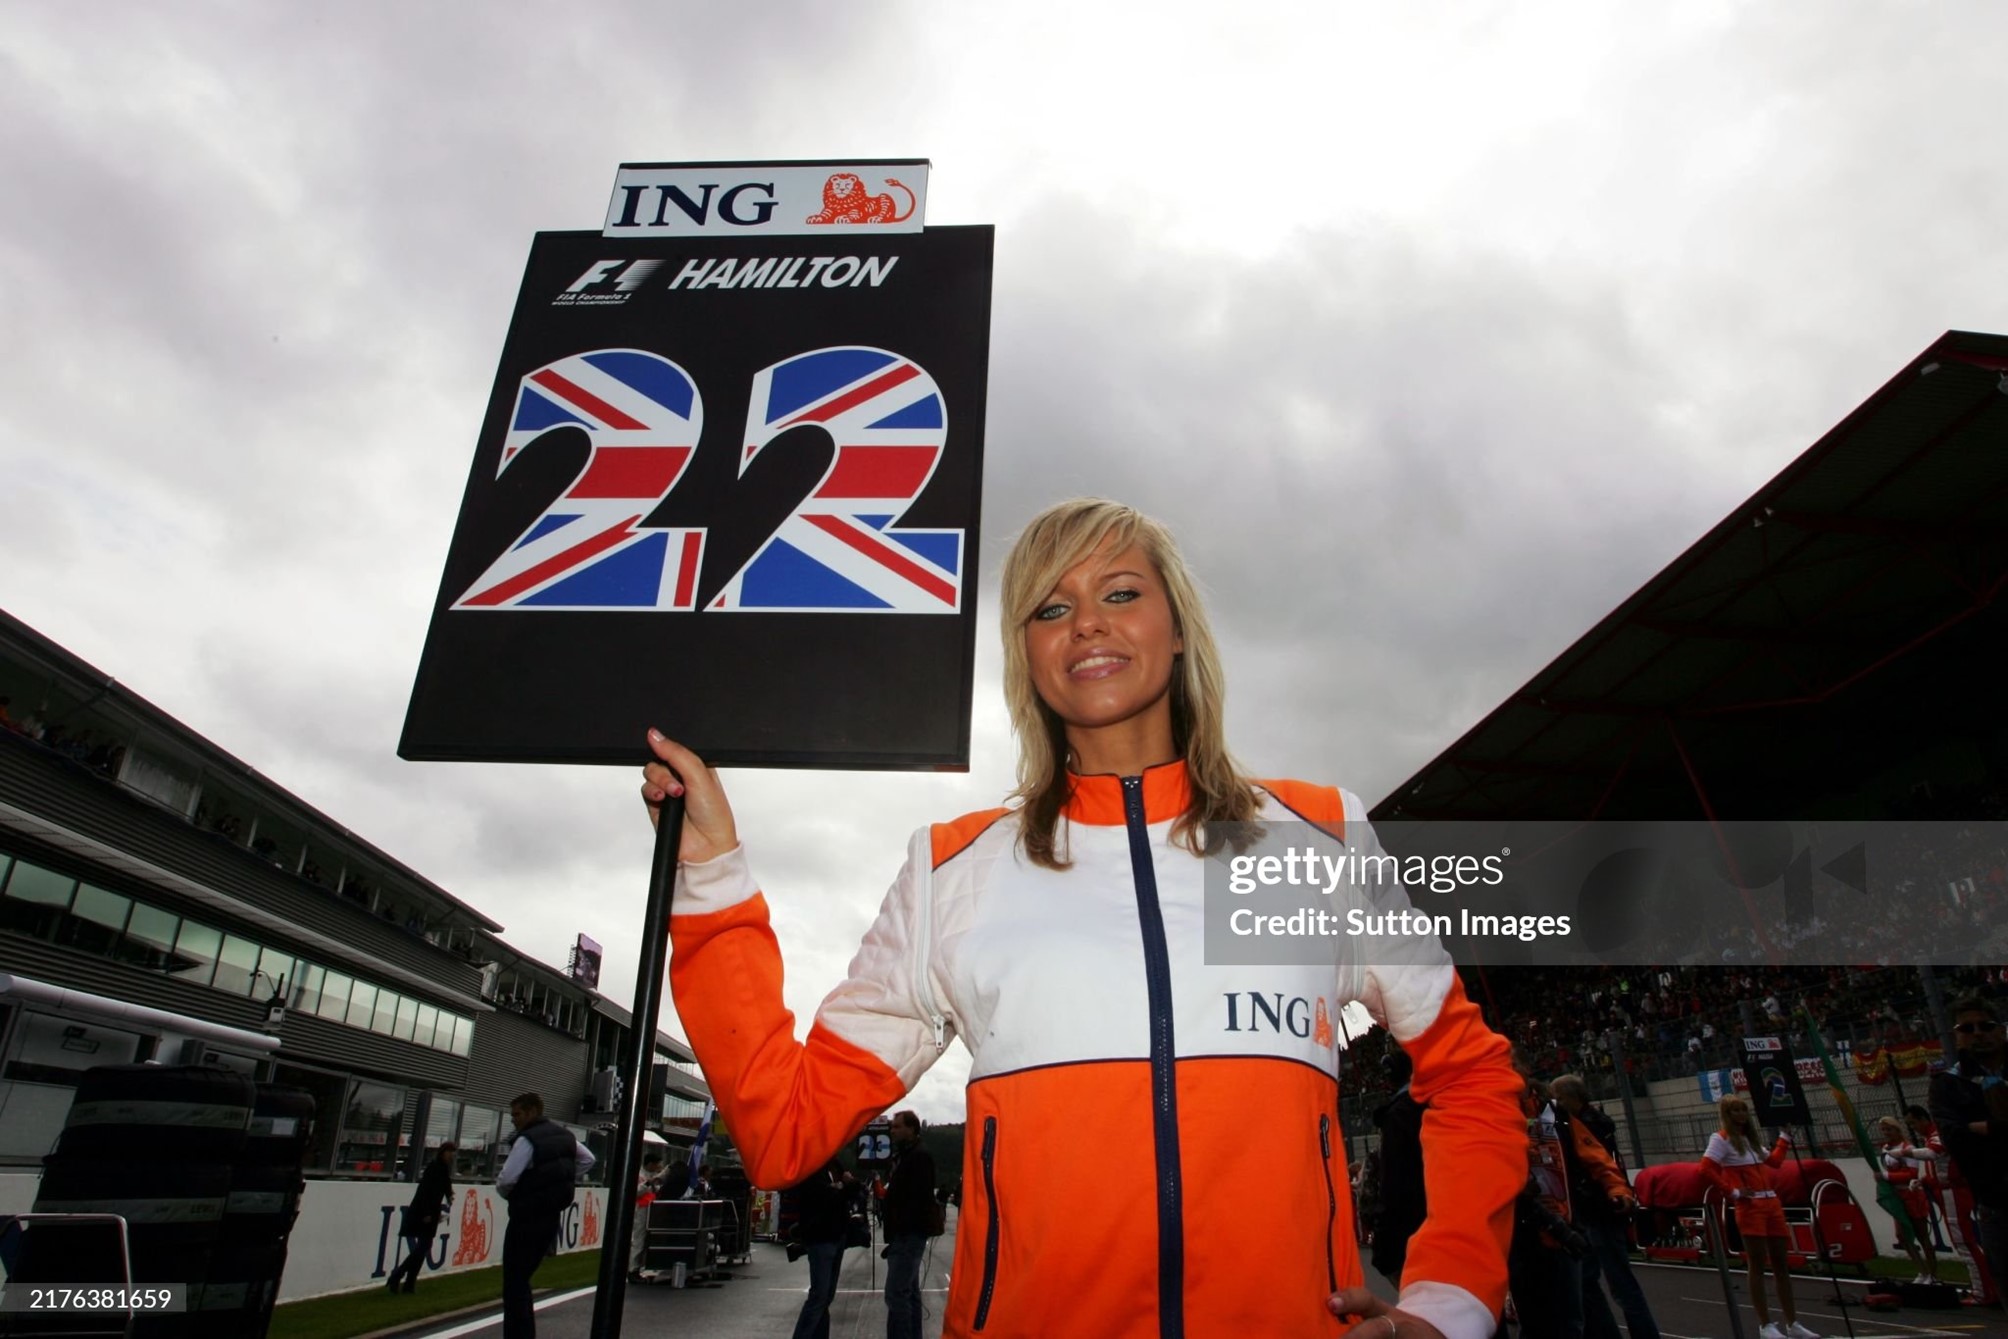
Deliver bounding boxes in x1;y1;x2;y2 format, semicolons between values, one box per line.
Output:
1441;964;2008;1087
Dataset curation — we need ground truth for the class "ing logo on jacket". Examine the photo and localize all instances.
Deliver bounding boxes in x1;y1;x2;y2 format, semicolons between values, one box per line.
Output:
1222;991;1339;1051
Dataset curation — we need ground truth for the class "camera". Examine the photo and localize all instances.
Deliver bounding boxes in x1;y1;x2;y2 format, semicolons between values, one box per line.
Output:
1520;1196;1591;1259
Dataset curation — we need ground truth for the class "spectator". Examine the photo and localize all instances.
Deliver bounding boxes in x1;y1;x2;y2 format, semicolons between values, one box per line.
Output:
881;1110;935;1339
788;1158;855;1339
1928;995;2008;1301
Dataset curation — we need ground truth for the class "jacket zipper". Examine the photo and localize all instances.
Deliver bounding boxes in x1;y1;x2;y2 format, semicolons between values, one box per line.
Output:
1319;1114;1338;1293
1122;774;1185;1339
908;826;948;1052
974;1115;1001;1330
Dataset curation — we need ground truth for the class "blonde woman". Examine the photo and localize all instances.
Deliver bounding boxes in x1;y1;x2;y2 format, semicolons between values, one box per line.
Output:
1699;1096;1813;1339
642;498;1527;1337
1874;1115;1941;1283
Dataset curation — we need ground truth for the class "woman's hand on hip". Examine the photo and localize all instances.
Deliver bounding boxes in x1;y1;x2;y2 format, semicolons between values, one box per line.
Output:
641;730;740;865
1328;1287;1445;1338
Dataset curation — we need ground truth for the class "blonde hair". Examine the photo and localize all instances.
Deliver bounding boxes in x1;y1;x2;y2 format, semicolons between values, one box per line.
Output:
1000;499;1260;869
1716;1095;1757;1157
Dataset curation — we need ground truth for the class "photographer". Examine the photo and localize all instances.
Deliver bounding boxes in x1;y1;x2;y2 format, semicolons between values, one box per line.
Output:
787;1157;856;1339
1550;1074;1658;1339
1503;1074;1590;1338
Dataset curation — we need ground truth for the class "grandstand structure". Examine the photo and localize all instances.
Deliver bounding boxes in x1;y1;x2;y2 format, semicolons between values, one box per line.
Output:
1374;329;2008;826
0;607;711;1183
1356;329;2008;1169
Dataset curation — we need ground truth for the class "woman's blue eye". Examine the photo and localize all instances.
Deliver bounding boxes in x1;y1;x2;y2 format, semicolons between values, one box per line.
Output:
1106;589;1139;603
1034;603;1067;621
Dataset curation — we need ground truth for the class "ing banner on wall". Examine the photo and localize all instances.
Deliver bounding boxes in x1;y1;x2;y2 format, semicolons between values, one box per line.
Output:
400;215;994;769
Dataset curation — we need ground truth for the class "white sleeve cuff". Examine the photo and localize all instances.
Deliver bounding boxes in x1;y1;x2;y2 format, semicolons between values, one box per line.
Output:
1396;1281;1495;1339
672;844;759;914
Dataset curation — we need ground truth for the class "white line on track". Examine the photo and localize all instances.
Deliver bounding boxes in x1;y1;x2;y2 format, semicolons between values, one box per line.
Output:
410;1284;597;1338
1676;1296;1966;1337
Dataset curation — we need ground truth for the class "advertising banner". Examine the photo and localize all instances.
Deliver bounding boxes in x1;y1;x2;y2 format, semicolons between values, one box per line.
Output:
401;218;993;768
604;160;930;237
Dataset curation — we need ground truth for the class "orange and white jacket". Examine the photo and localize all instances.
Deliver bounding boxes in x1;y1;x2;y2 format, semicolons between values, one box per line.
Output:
670;762;1525;1338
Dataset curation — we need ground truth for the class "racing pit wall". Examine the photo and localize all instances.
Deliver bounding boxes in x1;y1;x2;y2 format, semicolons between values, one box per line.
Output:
0;1171;609;1304
275;1179;608;1301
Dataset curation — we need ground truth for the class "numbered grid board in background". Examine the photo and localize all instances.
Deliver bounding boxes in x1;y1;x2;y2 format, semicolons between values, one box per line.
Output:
401;225;993;769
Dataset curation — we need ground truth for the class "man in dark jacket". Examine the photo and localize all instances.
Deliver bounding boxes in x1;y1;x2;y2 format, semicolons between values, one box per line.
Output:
789;1158;856;1339
1929;995;2008;1301
386;1140;456;1293
495;1092;595;1339
1370;1049;1427;1285
881;1110;935;1339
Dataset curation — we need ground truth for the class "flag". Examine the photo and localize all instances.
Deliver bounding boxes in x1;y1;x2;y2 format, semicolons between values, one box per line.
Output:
1800;1004;1914;1248
455;349;706;611
715;346;962;612
685;1101;716;1196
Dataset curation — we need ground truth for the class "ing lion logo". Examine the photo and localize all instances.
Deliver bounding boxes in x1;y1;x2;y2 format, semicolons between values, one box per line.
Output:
581;1191;601;1247
806;174;916;225
1313;998;1334;1049
451;1189;492;1265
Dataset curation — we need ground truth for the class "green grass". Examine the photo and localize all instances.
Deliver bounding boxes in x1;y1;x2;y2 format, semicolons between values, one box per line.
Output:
1858;1252;1969;1286
266;1249;601;1339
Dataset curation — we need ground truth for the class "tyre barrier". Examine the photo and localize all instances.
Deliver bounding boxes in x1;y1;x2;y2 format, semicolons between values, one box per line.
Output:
222;1163;305;1244
55;1065;255;1161
22;1070;314;1339
33;1156;233;1254
243;1085;315;1168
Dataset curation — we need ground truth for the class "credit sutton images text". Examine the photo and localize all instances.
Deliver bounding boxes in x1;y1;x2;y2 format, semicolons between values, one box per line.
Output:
1225;847;1574;942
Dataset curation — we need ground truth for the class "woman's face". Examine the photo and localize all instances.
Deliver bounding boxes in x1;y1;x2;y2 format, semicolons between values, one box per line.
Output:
1024;538;1183;742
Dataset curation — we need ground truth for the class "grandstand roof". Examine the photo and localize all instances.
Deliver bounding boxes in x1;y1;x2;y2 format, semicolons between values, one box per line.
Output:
1373;330;2008;823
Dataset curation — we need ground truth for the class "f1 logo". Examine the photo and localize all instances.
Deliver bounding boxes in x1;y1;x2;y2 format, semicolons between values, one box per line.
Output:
565;260;663;293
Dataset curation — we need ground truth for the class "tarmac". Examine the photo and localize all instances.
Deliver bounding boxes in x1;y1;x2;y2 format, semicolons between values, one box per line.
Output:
388;1209;2008;1339
396;1210;959;1339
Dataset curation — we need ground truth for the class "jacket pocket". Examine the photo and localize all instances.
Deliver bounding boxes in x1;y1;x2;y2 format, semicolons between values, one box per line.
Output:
1320;1113;1338;1294
974;1115;1001;1331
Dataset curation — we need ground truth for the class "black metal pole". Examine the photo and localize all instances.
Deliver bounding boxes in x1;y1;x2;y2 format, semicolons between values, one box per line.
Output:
1920;965;1957;1066
1787;1127;1858;1336
1885;1060;1911;1124
1605;1028;1647;1172
1704;1202;1749;1339
589;796;685;1339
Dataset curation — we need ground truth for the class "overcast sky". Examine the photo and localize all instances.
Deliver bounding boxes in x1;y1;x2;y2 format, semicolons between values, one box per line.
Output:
4;3;2005;1121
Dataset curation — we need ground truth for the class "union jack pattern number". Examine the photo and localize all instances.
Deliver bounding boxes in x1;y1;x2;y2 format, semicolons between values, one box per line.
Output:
453;346;958;614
